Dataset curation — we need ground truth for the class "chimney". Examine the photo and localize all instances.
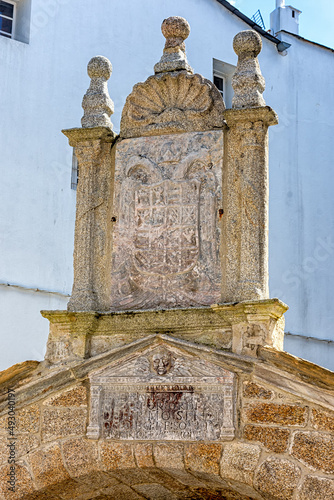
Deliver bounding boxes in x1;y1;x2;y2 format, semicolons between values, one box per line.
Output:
270;0;301;36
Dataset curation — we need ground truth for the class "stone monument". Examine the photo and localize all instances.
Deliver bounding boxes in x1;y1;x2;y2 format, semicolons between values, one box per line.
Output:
48;15;287;445
2;17;333;500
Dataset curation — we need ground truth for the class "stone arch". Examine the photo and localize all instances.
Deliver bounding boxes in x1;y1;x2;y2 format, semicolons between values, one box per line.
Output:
0;436;303;500
1;446;263;499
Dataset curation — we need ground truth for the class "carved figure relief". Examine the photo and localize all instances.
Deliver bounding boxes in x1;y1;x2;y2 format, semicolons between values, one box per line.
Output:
87;343;235;441
110;130;223;311
150;348;174;375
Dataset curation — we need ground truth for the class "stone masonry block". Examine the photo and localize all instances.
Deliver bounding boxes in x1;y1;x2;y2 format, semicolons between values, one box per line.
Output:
184;443;222;475
133;483;178;500
220;442;261;486
311;407;334;432
0;464;35;498
62;437;98;477
298;475;334;500
109;468;152;486
291;431;334;473
27;443;70;489
101;483;145;499
242;381;274;400
255;457;301;500
134;443;155;468
41;407;87;442
15;433;40;459
244;403;306;426
153;442;184;469
99;442;136;471
44;385;87;407
15;404;40;433
243;425;289;453
142;468;191;495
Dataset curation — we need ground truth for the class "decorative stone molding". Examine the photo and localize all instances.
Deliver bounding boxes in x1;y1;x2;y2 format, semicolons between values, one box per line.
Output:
154;16;193;74
87;340;235;441
81;55;114;130
212;298;287;356
232;30;266;109
120;16;225;138
41;299;287;364
120;72;225;138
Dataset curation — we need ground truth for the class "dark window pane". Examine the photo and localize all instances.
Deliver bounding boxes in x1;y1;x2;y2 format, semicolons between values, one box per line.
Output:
0;30;11;38
214;76;224;92
0;16;12;33
0;2;14;18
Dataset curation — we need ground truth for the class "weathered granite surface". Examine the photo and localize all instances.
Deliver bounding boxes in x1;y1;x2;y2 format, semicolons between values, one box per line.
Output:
154;16;193;74
81;55;114;129
87;342;235;441
1;335;334;499
232;30;265;109
120;17;225;138
120;71;225;138
41;299;287;363
222;30;278;302
7;17;333;500
111;130;223;310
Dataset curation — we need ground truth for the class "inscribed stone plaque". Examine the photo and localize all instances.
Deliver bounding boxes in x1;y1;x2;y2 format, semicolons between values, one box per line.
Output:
87;344;235;441
110;131;223;310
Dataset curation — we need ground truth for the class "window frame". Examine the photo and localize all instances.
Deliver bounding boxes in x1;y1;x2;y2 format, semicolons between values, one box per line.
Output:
0;0;16;39
213;71;226;100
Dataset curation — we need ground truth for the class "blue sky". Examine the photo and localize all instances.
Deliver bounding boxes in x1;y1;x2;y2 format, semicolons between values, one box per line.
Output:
228;0;334;49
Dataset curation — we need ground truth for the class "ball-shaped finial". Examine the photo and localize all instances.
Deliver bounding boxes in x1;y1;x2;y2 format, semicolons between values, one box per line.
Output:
87;55;112;80
233;30;262;57
161;16;190;41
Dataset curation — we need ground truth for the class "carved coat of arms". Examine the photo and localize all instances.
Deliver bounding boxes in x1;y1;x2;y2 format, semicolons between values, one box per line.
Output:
134;179;199;276
111;131;223;310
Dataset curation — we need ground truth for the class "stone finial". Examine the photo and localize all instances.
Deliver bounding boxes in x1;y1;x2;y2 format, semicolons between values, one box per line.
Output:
81;55;114;129
154;16;193;74
231;30;266;109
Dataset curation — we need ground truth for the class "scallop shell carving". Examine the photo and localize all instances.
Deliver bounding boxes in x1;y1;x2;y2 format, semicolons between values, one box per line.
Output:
120;72;225;138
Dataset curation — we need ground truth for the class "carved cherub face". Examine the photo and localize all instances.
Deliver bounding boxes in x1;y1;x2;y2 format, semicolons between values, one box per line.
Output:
151;349;173;375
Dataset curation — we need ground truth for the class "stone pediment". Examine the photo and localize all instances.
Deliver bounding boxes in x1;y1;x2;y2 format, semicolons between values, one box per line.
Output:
120;72;225;138
87;338;235;441
90;341;234;382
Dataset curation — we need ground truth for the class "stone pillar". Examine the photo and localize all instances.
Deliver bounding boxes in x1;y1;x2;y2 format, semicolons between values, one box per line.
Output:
222;31;278;303
63;56;116;311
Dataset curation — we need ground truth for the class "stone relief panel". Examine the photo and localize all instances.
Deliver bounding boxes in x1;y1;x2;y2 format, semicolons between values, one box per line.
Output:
87;344;235;441
110;130;223;311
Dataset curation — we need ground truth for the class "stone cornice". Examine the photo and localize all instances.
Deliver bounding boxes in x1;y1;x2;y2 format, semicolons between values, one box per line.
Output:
1;332;334;416
62;126;117;147
223;106;278;127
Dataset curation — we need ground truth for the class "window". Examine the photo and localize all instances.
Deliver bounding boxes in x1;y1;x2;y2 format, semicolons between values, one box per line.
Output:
213;74;225;99
213;59;236;109
292;10;295;18
0;1;15;39
71;149;79;190
0;1;32;44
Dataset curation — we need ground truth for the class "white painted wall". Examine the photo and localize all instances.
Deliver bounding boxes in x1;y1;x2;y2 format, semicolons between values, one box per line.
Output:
1;0;333;371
